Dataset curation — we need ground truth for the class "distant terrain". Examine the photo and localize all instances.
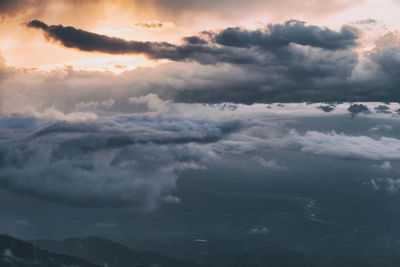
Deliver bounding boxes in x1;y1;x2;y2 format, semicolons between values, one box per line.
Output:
0;234;204;267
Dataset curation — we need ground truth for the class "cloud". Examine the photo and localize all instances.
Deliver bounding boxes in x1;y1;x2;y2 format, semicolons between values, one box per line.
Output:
14;219;30;226
128;93;171;113
368;124;393;132
317;105;335;112
249;227;270;235
347;104;370;117
1;19;393;105
372;161;392;170
161;195;181;204
27;19;358;64
375;105;391;114
352;18;377;25
253;156;283;169
289;130;400;160
2;105;400;210
26;19;180;58
370;178;400;195
0;115;242;209
212;21;358;51
134;21;164;28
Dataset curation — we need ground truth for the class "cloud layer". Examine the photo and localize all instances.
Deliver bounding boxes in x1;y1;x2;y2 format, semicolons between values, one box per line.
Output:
9;19;394;104
2;104;400;209
0;115;242;209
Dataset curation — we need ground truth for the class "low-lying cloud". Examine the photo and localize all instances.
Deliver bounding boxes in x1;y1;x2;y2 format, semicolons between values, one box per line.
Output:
290;130;400;160
0;115;242;209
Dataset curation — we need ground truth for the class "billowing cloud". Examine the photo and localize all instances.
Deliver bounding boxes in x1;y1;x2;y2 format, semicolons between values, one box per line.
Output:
212;21;358;51
0;115;241;209
20;19;384;104
2;105;400;209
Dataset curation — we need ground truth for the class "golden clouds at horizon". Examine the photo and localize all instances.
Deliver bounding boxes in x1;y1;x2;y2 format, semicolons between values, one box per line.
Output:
0;0;398;72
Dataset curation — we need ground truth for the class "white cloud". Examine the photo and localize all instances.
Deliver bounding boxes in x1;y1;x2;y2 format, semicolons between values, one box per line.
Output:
372;161;392;170
162;195;181;204
253;156;283;169
368;124;393;132
371;177;400;194
128;93;171;113
289;130;400;160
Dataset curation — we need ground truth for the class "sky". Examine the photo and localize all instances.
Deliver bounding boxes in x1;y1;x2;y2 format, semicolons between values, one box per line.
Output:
2;1;400;266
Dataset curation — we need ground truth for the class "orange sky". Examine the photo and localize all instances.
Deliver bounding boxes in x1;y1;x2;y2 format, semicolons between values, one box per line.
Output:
0;0;399;72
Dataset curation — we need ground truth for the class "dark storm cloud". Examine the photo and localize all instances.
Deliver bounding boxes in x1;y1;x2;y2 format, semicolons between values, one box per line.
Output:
27;19;358;63
183;36;208;45
26;20;260;65
14;19;400;104
0;115;241;209
26;20;179;58
212;21;358;50
348;104;371;117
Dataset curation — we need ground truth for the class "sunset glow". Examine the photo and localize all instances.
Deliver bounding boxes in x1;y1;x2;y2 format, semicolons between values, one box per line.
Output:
2;1;400;266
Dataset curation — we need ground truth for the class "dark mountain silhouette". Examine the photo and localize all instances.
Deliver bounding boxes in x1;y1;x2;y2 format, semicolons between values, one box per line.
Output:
33;236;206;267
0;234;101;267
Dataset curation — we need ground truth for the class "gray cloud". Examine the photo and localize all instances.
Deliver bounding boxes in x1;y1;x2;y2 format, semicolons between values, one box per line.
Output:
2;108;400;210
375;105;391;114
317;105;336;112
26;20;180;58
212;21;358;50
1;21;399;106
0;115;242;209
348;104;371;117
26;20;358;65
352;18;377;25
